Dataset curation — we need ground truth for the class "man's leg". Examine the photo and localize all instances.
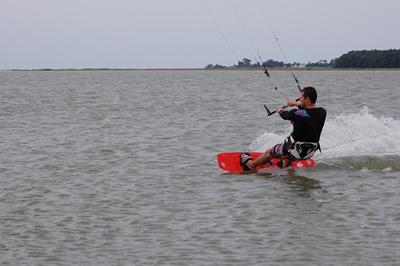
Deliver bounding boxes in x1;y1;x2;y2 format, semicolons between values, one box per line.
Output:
241;142;293;170
242;149;272;170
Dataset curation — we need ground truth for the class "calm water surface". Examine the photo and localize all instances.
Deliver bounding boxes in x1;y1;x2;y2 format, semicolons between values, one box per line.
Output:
0;70;399;265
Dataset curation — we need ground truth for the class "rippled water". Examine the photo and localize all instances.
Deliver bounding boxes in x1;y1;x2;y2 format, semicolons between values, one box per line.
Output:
0;70;399;264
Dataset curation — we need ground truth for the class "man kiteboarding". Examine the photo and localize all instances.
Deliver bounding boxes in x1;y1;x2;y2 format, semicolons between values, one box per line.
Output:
240;86;326;170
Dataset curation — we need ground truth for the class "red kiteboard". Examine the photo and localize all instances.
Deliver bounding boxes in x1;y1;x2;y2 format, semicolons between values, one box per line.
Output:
218;152;315;172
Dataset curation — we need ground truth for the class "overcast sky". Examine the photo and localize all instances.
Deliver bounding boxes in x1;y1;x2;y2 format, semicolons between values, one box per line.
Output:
1;0;399;69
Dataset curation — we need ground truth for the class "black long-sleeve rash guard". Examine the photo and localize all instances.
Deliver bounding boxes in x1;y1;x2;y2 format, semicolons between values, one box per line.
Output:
279;107;327;143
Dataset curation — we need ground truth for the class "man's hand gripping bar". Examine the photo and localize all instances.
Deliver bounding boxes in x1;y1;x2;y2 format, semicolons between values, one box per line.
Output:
267;97;300;116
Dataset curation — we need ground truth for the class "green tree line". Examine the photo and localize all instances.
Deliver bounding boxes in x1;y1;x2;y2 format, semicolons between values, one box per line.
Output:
333;49;400;68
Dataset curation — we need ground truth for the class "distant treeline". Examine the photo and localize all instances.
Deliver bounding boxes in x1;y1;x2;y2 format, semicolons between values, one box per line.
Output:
333;49;400;68
206;49;400;69
205;58;334;69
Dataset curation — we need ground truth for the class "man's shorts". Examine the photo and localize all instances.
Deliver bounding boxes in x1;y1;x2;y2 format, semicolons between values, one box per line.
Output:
269;143;286;159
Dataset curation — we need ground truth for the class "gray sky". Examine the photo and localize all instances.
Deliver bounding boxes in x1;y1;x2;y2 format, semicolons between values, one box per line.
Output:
1;0;399;69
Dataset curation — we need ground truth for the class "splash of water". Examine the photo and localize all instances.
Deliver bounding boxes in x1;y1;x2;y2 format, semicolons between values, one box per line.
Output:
319;107;400;159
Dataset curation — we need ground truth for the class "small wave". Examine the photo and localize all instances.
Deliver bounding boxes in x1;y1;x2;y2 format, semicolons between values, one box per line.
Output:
317;155;400;172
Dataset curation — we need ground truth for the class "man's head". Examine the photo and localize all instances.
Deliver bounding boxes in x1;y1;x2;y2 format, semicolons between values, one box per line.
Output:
302;86;317;104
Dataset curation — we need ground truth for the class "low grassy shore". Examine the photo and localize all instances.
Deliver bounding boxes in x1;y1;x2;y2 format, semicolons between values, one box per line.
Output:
6;67;400;71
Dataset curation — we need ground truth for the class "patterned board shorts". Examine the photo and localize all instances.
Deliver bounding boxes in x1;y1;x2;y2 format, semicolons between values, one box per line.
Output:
269;143;286;159
270;140;319;161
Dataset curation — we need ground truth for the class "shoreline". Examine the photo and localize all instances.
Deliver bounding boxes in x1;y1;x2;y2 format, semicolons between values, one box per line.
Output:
3;68;400;71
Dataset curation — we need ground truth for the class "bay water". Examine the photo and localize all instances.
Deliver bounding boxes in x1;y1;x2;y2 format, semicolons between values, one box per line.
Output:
0;69;399;265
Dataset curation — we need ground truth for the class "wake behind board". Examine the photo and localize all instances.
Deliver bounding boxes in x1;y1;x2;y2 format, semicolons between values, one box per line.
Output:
218;152;315;172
